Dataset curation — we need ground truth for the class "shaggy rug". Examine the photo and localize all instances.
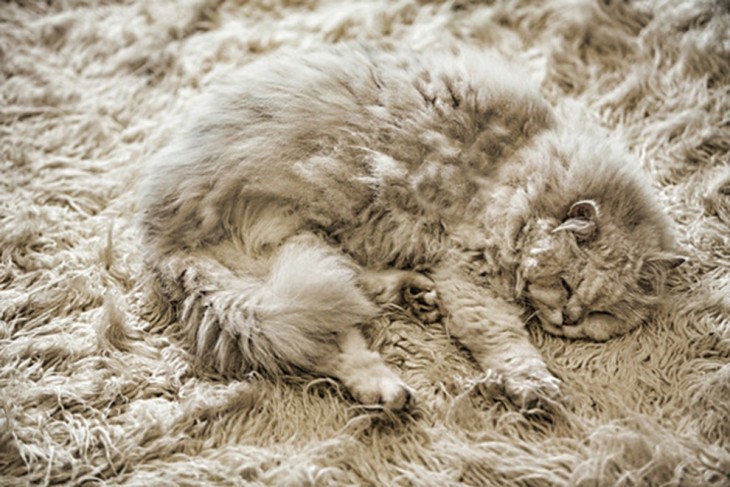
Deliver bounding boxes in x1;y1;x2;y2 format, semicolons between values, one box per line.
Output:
1;0;729;485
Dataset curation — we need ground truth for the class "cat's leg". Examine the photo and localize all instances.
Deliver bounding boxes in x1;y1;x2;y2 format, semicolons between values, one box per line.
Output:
256;236;413;409
431;266;561;409
154;234;413;409
358;269;441;323
314;326;413;410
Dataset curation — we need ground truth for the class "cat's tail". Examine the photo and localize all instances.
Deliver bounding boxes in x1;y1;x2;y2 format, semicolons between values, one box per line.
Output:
151;236;379;377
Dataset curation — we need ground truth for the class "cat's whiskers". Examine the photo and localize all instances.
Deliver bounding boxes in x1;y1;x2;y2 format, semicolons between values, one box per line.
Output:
524;309;539;324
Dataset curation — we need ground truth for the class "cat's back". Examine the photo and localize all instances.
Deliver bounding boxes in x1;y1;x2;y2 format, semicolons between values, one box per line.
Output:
141;44;556;253
172;43;553;184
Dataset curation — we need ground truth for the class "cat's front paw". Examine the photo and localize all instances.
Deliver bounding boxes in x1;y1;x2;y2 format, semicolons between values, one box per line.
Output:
503;368;562;411
401;273;441;323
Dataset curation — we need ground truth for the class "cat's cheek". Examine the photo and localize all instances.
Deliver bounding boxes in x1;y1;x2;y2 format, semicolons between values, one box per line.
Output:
526;285;566;327
537;307;563;328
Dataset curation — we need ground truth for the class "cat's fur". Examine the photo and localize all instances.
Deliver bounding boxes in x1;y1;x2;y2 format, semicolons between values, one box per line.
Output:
140;44;683;410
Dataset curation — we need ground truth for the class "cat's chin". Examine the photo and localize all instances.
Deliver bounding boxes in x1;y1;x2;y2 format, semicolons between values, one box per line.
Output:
538;312;628;342
537;320;571;339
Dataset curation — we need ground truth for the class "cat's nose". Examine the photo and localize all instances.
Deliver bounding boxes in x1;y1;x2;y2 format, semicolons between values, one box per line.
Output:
562;312;588;328
565;305;584;324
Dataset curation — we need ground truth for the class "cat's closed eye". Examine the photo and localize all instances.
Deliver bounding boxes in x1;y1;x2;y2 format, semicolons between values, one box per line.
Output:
587;310;612;319
559;277;573;299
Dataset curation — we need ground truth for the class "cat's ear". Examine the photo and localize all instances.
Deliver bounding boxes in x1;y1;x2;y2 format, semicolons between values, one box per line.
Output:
553;200;599;243
637;252;687;294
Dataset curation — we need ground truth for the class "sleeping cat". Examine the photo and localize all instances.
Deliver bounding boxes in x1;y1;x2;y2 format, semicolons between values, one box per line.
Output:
140;44;683;411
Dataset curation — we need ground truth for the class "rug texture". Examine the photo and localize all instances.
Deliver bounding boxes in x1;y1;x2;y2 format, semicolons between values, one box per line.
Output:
1;0;729;485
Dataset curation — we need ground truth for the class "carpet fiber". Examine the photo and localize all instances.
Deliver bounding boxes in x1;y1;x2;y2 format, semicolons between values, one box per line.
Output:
1;0;729;485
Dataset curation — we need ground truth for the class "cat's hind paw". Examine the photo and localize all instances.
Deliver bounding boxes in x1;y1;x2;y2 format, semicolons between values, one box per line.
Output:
347;366;414;410
401;273;442;324
331;328;415;411
359;269;442;323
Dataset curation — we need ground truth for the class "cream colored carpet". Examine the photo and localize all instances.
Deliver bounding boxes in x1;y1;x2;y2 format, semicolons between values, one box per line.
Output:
1;0;729;485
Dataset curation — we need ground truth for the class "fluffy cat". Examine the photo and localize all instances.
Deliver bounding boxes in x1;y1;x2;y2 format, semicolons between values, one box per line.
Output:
140;44;683;411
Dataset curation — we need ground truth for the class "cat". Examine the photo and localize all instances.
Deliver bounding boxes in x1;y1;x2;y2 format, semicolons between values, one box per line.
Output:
139;43;684;411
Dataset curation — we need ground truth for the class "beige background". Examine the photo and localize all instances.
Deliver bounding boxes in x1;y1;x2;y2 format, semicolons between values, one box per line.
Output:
1;1;728;485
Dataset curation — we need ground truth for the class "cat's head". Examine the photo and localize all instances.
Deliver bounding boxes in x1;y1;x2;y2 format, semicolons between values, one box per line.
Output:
517;133;685;341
